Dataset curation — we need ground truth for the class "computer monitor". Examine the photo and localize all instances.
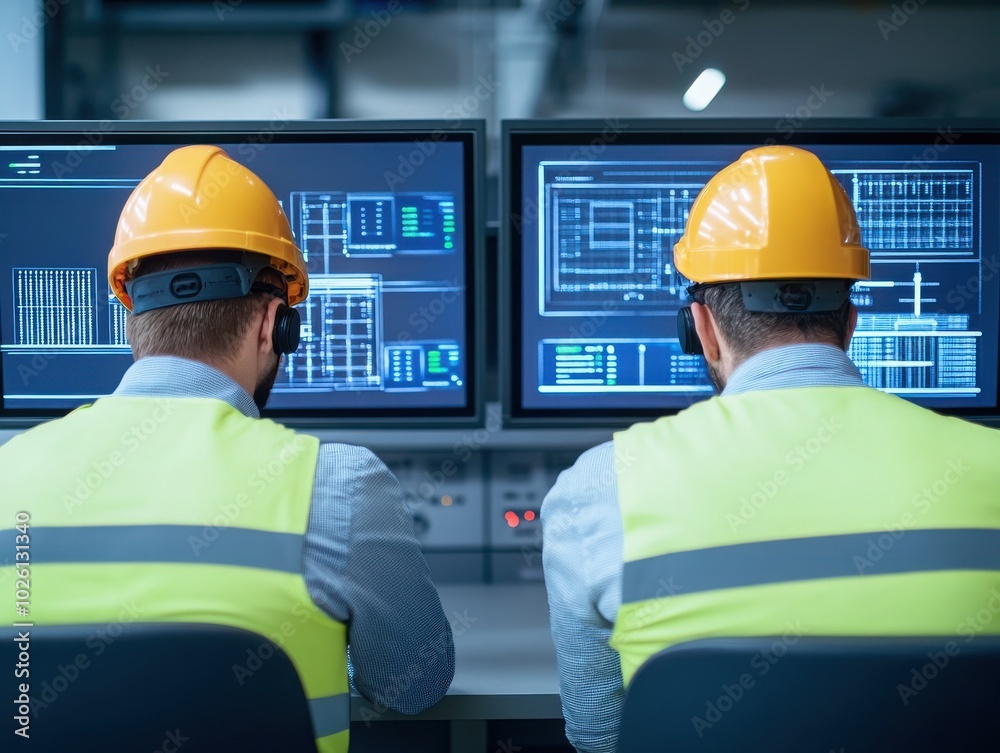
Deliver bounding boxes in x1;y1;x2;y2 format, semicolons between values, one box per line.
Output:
503;119;1000;426
0;120;484;426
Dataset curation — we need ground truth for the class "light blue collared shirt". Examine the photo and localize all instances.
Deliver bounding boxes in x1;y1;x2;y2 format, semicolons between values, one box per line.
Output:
541;344;866;753
114;356;455;714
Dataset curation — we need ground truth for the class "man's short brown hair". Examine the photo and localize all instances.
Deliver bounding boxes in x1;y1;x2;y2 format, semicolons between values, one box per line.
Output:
125;250;285;362
702;281;853;361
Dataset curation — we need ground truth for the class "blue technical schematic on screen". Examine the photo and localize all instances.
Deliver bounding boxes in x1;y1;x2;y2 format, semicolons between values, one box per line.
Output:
518;142;1000;413
0;138;470;415
291;192;458;261
837;166;982;402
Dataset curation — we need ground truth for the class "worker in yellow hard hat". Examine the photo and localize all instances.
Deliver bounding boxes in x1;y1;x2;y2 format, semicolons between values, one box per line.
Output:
0;145;454;752
107;144;310;412
540;146;1000;753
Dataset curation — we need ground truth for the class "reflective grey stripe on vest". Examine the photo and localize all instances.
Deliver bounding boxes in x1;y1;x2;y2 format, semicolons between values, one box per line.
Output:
0;526;303;573
311;693;351;739
622;528;1000;605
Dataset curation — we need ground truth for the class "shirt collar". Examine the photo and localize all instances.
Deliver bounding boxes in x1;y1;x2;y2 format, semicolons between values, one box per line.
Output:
721;343;866;397
113;356;260;418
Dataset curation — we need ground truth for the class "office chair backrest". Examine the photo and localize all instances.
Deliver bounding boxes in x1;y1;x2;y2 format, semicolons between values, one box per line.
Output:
617;636;1000;753
2;623;318;753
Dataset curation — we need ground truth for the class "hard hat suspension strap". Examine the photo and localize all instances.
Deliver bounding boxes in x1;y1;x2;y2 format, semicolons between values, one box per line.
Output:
740;280;851;313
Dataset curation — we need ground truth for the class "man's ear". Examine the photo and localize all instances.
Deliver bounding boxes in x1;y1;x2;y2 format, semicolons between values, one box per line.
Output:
844;303;858;351
690;301;722;363
258;297;283;357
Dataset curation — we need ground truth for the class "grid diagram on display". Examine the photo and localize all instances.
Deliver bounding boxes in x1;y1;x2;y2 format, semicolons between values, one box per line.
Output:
13;268;95;346
550;185;699;296
278;277;381;390
849;313;979;394
292;192;349;273
109;297;129;346
834;169;975;252
291;191;458;274
552;188;697;292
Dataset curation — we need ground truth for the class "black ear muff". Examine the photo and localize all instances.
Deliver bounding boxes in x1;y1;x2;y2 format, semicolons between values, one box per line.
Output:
676;306;703;356
272;304;301;356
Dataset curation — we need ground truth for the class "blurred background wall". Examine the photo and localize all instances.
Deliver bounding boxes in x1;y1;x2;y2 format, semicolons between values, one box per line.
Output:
2;1;998;153
0;0;45;118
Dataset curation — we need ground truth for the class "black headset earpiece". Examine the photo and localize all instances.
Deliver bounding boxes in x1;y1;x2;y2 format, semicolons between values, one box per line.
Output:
272;304;301;356
676;306;703;356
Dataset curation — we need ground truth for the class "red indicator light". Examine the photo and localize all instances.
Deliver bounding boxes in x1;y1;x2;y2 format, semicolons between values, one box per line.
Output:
524;510;536;522
504;511;520;528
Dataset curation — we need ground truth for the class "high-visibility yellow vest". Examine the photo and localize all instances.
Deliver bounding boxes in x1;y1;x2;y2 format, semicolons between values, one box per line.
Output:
611;386;1000;686
0;397;349;752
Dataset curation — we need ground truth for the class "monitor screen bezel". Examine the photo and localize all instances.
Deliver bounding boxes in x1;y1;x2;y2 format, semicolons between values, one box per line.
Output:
501;118;1000;428
0;119;486;428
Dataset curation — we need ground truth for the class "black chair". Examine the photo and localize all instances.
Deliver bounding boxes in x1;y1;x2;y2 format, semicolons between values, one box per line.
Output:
2;623;318;753
617;636;1000;753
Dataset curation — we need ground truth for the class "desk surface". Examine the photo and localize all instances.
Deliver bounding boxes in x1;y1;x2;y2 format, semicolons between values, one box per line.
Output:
351;583;562;721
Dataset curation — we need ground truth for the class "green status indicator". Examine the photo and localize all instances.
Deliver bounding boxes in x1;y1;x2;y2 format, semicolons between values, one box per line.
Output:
555;345;583;354
427;351;449;373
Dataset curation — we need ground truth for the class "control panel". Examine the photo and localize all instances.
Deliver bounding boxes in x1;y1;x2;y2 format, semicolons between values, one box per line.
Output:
380;450;485;550
488;451;580;581
379;450;486;584
375;449;582;583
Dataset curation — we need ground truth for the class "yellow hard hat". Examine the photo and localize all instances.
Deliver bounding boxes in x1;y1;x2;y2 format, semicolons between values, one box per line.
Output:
673;145;869;284
109;144;308;310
